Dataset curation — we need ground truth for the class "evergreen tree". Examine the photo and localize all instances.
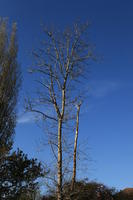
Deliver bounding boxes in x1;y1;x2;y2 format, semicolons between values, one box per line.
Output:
0;19;21;158
0;19;45;200
0;149;44;199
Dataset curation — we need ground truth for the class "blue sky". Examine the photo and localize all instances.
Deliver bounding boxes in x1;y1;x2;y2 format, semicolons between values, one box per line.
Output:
1;0;133;190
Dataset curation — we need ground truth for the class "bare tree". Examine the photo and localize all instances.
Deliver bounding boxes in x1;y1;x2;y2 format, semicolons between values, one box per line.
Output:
26;22;95;200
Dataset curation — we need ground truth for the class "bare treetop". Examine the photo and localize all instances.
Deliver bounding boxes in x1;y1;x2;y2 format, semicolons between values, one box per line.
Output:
26;22;96;200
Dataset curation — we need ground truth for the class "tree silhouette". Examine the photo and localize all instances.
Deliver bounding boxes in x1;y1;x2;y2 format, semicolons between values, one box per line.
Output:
0;19;21;158
0;149;44;199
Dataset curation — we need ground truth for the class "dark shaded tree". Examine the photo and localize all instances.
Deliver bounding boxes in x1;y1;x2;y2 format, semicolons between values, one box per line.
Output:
42;196;56;200
0;19;45;200
0;149;44;199
63;181;114;200
42;181;115;200
114;189;133;200
0;18;21;158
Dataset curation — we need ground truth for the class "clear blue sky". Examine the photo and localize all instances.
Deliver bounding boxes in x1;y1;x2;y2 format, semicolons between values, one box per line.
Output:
1;0;133;190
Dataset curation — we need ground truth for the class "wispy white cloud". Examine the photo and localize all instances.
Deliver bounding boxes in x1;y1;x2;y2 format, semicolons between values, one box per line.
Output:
17;113;35;124
79;80;121;115
90;80;121;98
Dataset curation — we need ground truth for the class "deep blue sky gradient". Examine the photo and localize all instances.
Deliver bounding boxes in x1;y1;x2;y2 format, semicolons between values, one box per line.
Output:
0;0;133;190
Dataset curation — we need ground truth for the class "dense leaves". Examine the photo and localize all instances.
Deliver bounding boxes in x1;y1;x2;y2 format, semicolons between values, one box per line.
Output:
42;181;115;200
0;149;44;199
42;181;133;200
64;181;114;200
0;19;44;200
0;19;21;157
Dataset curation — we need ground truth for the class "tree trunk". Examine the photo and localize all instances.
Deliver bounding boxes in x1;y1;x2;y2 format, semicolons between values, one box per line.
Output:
71;104;81;191
57;118;63;200
57;88;65;200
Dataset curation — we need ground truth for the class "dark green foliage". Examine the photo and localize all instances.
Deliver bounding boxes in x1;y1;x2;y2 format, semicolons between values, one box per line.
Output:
42;196;56;200
0;19;44;200
64;181;114;200
0;149;44;199
42;181;114;200
0;19;21;157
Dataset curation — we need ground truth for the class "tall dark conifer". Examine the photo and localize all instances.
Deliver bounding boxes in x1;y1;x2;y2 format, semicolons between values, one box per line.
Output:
0;19;44;200
0;19;21;157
